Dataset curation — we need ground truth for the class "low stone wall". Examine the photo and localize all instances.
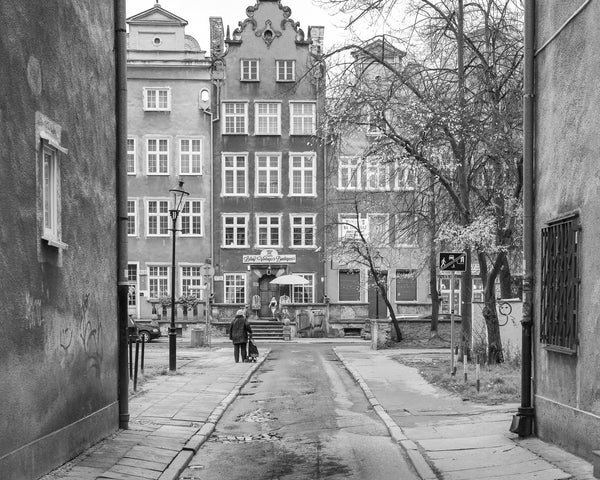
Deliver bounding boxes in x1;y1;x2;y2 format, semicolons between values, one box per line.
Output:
395;318;462;345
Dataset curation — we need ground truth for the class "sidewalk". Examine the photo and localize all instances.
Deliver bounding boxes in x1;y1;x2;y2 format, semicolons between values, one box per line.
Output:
335;346;596;480
41;345;270;480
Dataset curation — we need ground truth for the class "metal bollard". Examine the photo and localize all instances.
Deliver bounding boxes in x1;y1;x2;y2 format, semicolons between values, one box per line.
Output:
133;340;140;392
129;338;133;379
140;335;145;372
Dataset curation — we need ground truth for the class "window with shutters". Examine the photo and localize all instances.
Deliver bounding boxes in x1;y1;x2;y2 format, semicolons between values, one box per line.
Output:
540;214;580;354
339;270;361;302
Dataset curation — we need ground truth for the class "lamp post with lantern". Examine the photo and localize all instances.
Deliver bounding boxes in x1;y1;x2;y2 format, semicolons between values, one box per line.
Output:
168;180;189;371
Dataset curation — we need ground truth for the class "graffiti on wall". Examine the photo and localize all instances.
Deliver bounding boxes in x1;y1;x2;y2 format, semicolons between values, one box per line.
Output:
77;293;104;376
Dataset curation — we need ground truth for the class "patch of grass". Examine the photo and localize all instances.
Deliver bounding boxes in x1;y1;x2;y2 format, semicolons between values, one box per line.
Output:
397;356;521;405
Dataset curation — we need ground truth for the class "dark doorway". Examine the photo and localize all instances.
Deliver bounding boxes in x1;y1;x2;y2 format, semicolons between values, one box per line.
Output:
259;274;278;317
368;271;388;319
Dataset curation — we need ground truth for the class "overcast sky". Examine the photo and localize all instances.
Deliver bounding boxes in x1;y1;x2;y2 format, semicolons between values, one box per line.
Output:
125;0;353;51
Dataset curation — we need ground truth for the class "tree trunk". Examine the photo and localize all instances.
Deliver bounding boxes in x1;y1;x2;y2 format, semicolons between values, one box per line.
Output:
499;255;512;298
428;172;439;335
482;300;504;364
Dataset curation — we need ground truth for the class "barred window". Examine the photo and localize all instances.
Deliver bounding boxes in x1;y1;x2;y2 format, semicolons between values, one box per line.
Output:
540;214;580;353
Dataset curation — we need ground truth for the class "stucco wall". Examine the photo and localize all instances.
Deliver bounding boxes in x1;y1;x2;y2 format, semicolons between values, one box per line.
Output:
534;0;600;461
0;2;118;478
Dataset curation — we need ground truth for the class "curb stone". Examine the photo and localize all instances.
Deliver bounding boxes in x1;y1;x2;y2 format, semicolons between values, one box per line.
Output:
334;349;439;480
160;350;270;480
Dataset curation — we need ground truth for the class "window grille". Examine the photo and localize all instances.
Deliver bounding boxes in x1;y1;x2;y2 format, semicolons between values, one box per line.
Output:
540;214;580;353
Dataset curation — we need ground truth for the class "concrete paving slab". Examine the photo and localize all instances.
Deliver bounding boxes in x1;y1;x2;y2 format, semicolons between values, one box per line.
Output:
418;434;512;451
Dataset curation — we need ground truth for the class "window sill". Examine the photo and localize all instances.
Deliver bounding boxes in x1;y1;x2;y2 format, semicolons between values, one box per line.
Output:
42;235;69;250
543;344;577;356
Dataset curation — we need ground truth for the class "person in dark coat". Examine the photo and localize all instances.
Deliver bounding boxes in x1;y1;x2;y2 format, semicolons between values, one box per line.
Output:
229;309;252;363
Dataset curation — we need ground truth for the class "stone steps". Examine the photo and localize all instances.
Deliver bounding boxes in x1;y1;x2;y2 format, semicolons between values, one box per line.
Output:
249;320;284;340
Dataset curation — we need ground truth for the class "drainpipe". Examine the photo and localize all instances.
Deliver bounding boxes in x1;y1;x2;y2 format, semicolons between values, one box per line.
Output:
510;0;534;437
114;0;129;430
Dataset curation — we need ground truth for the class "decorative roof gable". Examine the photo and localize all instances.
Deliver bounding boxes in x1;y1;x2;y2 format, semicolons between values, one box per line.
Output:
126;2;188;27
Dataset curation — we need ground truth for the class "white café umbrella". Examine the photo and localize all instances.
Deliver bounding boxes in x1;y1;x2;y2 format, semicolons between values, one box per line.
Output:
269;274;309;285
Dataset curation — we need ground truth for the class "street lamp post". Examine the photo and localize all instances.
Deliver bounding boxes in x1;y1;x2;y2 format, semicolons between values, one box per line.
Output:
168;180;189;371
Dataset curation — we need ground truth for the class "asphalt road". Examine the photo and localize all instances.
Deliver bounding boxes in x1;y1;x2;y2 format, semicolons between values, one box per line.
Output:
179;343;420;480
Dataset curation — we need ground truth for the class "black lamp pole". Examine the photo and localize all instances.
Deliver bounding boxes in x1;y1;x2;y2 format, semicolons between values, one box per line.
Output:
168;180;189;371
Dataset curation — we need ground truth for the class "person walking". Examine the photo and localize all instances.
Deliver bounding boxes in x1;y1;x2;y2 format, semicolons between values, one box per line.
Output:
229;309;252;363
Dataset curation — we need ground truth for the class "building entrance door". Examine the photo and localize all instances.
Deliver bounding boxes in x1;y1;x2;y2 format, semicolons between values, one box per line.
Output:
259;274;278;317
368;271;388;319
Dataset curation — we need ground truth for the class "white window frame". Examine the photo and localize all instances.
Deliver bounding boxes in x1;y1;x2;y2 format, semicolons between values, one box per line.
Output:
367;213;390;245
276;60;296;81
222;102;248;134
255;102;281;135
180;265;204;299
366;159;391;191
127;262;139;308
240;59;259;81
222;214;249;248
289;152;316;197
148;264;170;299
179;138;202;175
255;153;282;197
222;153;248;197
224;273;247;304
146;199;170;237
255;214;282;248
396;163;416;191
42;144;60;242
127;199;138;237
143;87;171;112
180;199;203;237
146;138;169;175
290;102;316;135
290;214;316;248
338;156;361;190
127;137;136;175
292;274;315;304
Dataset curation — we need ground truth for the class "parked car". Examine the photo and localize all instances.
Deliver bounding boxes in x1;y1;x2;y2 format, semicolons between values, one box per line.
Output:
134;319;161;342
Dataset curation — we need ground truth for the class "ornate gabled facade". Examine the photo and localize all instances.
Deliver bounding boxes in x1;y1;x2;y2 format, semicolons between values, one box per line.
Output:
209;1;327;333
126;4;213;323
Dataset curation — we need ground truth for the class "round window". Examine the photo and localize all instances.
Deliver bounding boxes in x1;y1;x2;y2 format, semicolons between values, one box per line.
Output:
152;37;162;46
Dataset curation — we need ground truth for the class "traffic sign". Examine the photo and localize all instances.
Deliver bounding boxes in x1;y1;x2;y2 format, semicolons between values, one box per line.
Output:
439;252;466;271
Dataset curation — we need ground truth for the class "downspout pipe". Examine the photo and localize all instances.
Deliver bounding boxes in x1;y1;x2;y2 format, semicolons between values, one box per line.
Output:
510;0;534;437
115;0;130;430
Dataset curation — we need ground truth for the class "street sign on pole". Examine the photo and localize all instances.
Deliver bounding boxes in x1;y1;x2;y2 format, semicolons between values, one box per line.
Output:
439;252;467;272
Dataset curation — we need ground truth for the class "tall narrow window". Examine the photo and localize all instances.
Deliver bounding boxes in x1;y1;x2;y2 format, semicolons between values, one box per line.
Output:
181;200;203;236
339;270;361;302
225;273;246;304
255;102;281;135
147;138;169;174
290;102;316;135
240;59;259;81
127;263;138;307
396;269;417;301
291;214;316;247
338;156;361;190
256;154;281;196
289;153;316;196
223;215;248;247
540;215;580;353
256;215;281;248
42;145;59;240
127;137;136;175
127;199;137;236
223;102;248;134
292;274;314;303
147;200;169;236
181;266;204;299
179;138;202;175
276;60;295;81
222;154;247;196
148;265;169;298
